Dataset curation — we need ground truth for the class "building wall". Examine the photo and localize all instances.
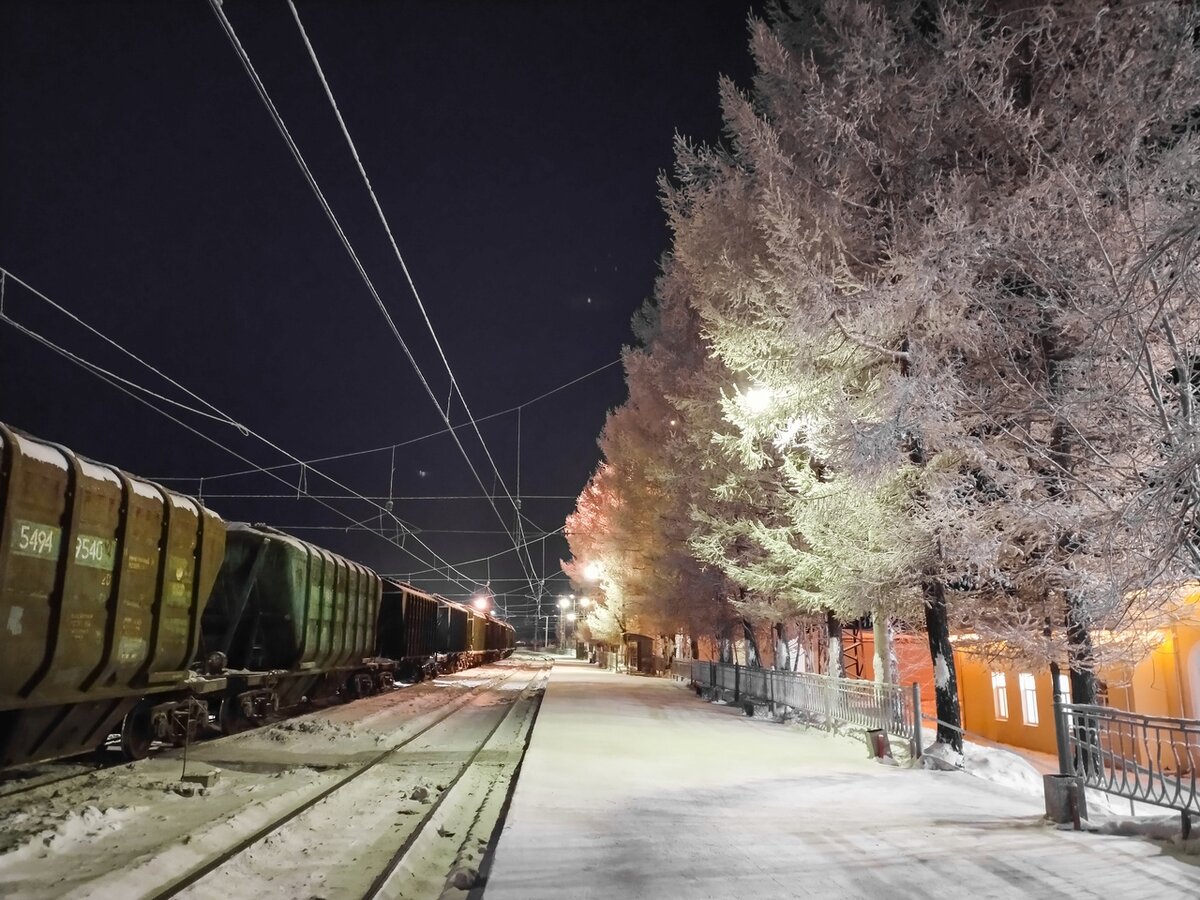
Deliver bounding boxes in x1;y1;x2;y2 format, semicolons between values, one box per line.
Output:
954;651;1059;756
953;606;1200;759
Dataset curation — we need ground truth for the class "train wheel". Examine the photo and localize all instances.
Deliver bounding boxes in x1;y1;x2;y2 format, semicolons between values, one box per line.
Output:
218;697;249;735
120;703;154;760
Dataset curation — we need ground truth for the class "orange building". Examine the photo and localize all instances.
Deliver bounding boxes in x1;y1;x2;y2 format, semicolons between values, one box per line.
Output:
952;594;1200;758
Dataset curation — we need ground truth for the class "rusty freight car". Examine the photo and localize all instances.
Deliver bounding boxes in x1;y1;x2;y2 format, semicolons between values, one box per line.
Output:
0;423;226;766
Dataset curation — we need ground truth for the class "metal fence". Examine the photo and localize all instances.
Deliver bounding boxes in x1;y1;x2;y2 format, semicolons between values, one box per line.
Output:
1059;702;1200;822
687;661;922;754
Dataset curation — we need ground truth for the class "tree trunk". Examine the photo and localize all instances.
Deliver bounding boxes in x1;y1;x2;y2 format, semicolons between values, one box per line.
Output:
774;622;790;671
923;575;963;753
717;633;733;664
1065;601;1098;705
898;339;965;747
887;618;900;686
826;609;844;678
1038;305;1098;703
742;618;762;668
871;611;894;684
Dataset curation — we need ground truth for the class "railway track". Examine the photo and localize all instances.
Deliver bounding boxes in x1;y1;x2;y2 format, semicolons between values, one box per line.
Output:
363;667;547;899
163;664;545;900
0;761;110;802
34;660;547;900
0;682;419;803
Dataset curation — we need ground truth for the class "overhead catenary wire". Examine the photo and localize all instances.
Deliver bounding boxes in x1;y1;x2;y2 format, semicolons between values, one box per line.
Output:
209;0;541;602
283;0;541;586
0;269;484;593
399;524;568;578
156;357;620;484
191;493;576;501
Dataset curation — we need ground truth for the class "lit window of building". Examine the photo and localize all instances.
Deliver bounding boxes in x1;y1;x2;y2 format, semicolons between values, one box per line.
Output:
991;672;1008;720
1019;672;1039;726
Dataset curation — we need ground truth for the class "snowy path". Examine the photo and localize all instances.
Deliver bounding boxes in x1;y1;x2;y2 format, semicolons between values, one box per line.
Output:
484;659;1200;899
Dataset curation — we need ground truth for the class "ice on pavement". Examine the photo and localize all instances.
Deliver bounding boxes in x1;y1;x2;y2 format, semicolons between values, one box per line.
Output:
485;659;1200;899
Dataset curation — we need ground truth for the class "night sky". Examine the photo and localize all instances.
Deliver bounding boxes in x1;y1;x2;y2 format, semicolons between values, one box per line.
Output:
0;1;759;638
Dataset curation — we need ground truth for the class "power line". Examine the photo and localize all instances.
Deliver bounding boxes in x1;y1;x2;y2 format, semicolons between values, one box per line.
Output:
210;0;540;602
194;493;577;501
0;268;483;592
400;524;568;578
284;0;545;602
153;357;620;484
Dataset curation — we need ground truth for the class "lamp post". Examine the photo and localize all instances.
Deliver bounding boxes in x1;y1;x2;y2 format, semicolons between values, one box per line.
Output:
557;595;573;653
555;594;593;656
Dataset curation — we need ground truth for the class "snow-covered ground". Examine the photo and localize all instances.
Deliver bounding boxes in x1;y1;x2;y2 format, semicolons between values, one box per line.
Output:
485;659;1200;899
0;658;545;899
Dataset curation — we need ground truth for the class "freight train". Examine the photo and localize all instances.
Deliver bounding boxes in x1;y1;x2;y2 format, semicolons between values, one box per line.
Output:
0;422;514;769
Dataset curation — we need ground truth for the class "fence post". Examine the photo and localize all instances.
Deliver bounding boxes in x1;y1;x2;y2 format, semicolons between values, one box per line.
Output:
1052;692;1071;775
734;664;741;703
824;676;833;731
912;682;923;760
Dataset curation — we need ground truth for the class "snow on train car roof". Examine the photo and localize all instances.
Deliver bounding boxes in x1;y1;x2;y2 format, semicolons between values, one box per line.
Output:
129;479;163;501
78;458;121;485
13;433;68;470
167;492;198;512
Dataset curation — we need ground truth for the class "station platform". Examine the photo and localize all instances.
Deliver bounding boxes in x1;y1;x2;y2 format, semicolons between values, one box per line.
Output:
482;657;1200;899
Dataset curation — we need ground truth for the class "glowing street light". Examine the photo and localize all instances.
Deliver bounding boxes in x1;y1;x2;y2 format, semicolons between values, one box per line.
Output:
579;596;591;609
583;562;603;582
557;593;586;653
471;593;492;612
742;385;772;414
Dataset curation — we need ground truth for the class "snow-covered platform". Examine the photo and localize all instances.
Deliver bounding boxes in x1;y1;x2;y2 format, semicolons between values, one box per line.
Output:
484;658;1200;899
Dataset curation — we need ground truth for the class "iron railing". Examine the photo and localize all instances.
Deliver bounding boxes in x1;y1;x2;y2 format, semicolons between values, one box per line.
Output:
1059;701;1200;823
688;661;922;754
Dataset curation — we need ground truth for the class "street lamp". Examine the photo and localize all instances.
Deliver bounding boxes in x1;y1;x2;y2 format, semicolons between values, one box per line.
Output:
742;385;772;414
557;594;594;654
557;595;572;653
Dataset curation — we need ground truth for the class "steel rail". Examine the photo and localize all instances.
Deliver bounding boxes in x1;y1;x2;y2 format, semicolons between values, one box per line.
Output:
363;667;548;898
0;763;109;801
146;665;526;900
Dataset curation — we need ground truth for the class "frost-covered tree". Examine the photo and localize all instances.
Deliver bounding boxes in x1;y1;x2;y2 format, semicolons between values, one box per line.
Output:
569;1;1200;758
658;0;1200;751
565;280;737;653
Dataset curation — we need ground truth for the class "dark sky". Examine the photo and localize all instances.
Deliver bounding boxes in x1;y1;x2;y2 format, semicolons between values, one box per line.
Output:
0;0;759;638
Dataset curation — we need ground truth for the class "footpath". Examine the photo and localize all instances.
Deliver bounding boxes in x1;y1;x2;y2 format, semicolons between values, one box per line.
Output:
482;657;1200;899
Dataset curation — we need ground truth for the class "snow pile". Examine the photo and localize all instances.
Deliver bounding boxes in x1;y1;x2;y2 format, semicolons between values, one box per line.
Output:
960;742;1042;794
1;804;142;863
263;718;369;744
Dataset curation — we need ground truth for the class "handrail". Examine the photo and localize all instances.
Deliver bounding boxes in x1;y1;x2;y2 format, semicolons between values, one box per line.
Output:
686;660;922;757
1058;700;1200;825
